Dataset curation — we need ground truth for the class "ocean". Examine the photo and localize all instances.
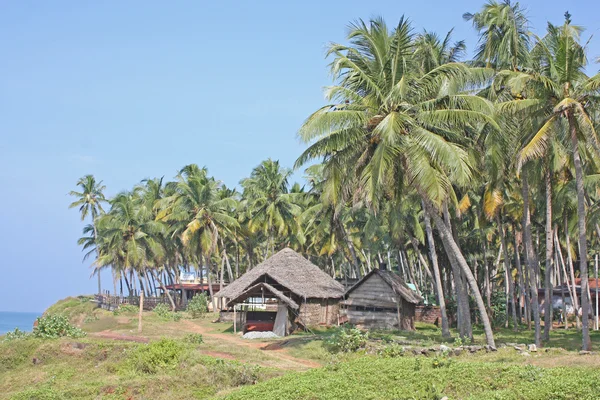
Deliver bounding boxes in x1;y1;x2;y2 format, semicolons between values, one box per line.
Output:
0;311;41;335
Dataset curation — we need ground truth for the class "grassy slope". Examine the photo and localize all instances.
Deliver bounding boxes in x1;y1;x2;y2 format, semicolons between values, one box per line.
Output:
0;298;281;400
2;297;599;400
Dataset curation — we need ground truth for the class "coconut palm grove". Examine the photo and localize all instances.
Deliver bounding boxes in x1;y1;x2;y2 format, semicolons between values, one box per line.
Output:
4;2;600;399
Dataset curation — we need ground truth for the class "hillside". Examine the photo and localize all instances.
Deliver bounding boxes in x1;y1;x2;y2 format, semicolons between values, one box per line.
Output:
0;297;598;399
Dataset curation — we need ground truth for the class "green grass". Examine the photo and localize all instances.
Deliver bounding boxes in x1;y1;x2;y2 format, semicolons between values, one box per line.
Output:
220;354;600;400
3;297;599;399
0;335;278;400
43;296;97;322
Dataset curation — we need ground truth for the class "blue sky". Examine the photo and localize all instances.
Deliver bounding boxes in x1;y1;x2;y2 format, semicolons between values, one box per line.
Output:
0;1;598;313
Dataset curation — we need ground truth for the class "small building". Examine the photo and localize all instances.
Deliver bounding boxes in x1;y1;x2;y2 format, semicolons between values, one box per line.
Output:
342;264;422;330
216;248;345;336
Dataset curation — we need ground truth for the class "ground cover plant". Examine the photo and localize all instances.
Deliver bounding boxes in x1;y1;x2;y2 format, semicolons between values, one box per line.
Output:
221;355;600;400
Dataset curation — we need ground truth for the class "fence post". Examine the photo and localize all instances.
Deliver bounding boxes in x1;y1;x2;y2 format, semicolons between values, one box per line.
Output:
138;290;144;333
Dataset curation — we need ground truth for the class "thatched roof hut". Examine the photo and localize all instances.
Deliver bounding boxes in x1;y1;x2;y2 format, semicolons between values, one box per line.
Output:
217;248;345;335
217;248;345;301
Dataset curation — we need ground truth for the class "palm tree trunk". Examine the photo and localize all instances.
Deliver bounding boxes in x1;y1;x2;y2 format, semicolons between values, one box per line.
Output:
443;204;472;340
555;230;576;326
498;215;518;331
522;174;541;346
338;220;361;278
568;112;591;350
204;254;217;313
564;214;580;328
424;201;495;348
423;209;451;338
543;166;554;342
151;270;176;311
93;224;101;295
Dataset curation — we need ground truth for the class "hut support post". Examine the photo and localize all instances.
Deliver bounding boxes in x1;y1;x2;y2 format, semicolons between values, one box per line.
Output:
234;305;237;334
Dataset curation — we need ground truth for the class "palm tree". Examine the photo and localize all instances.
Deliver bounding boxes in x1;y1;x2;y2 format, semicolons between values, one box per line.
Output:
69;175;107;294
501;14;600;350
241;159;301;259
296;17;498;347
463;0;530;70
158;165;239;312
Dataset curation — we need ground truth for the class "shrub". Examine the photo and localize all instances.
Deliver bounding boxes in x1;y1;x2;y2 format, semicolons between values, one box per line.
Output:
378;343;405;358
32;315;86;339
3;328;31;342
187;293;209;318
183;333;204;344
127;338;184;374
325;325;368;353
153;303;181;321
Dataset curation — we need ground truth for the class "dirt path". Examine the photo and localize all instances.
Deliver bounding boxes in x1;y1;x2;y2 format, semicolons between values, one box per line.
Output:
179;320;321;369
92;330;149;343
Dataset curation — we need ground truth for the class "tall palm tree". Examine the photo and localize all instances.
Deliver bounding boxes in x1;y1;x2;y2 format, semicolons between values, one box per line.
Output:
158;165;239;312
296;17;498;347
463;0;530;70
502;14;600;350
69;175;107;294
241;159;301;259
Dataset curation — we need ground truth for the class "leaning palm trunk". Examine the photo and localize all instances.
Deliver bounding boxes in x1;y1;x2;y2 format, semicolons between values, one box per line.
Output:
424;209;451;338
522;174;541;346
543;167;554;342
424;201;495;347
443;204;472;339
568;112;591;350
151;270;176;311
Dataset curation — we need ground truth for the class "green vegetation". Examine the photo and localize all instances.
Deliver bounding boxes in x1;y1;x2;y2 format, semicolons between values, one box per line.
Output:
153;303;182;321
32;315;86;339
222;356;600;400
44;296;97;321
125;338;185;374
324;326;369;353
3;315;86;342
0;325;274;400
187;293;209;318
52;1;600;398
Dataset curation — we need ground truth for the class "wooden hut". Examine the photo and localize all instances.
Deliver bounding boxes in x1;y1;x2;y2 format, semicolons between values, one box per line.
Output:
342;264;422;330
216;248;345;336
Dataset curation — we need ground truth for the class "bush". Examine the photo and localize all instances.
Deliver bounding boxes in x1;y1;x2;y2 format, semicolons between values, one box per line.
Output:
153;303;181;321
325;325;368;353
183;333;204;344
32;315;86;339
187;293;209;318
378;343;405;358
3;328;31;342
127;338;184;374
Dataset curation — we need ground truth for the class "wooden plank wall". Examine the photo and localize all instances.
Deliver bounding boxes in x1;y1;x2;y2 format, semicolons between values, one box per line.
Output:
346;309;399;329
346;274;398;308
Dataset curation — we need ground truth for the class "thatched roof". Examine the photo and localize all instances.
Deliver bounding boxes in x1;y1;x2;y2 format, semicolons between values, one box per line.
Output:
217;248;345;300
346;269;422;304
227;282;299;309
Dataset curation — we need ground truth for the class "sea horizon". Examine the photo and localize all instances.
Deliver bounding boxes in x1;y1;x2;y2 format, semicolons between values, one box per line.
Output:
0;311;42;335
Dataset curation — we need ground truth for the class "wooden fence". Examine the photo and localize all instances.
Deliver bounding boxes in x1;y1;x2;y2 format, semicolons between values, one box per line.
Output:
94;294;172;311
